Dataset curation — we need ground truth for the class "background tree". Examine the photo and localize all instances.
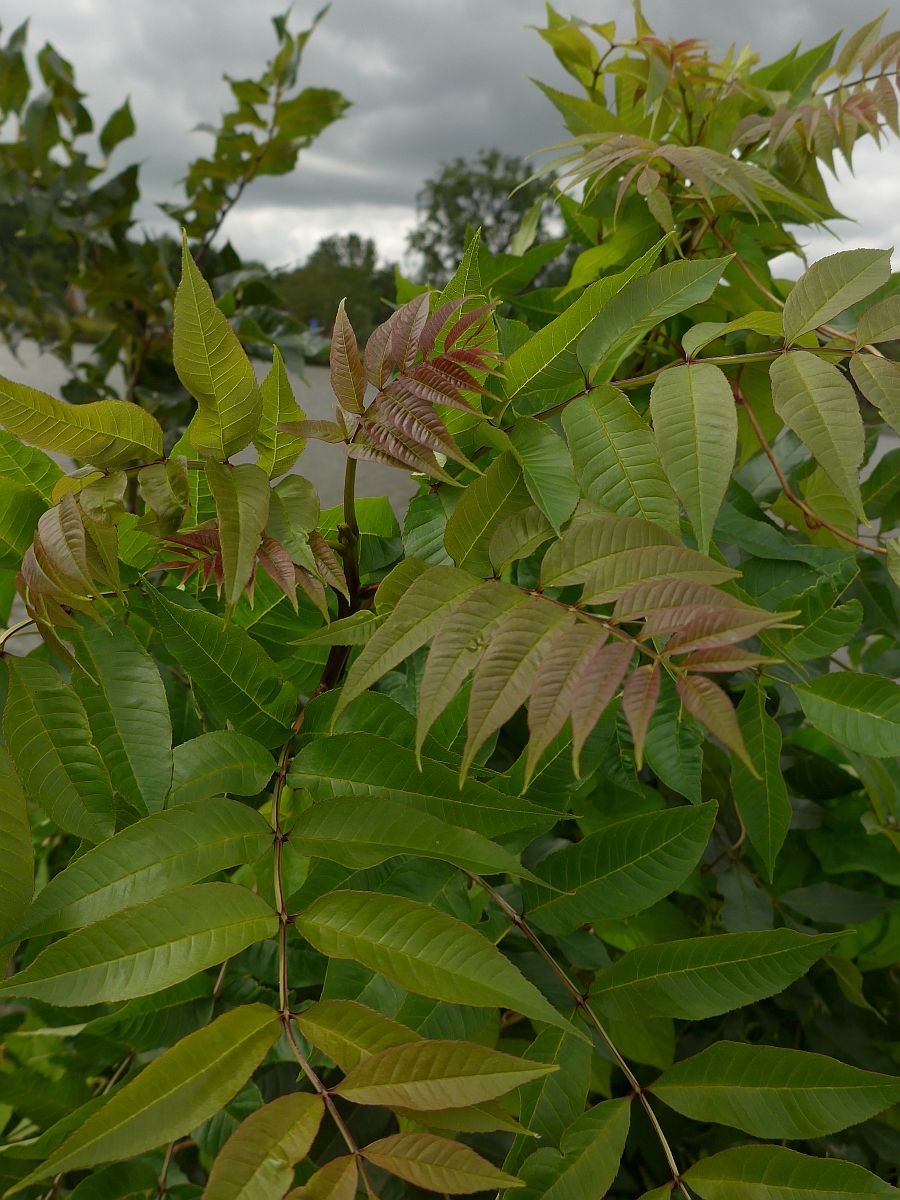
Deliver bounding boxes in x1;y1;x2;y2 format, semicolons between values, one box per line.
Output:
275;233;396;341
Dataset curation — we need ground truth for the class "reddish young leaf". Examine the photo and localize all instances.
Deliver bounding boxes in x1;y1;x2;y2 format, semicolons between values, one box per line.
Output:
418;296;467;356
612;578;746;623
391;293;431;372
277;419;347;444
443;302;497;351
680;646;779;673
622;664;661;769
677;674;752;768
374;385;476;469
398;364;479;414
330;299;367;414
360;416;458;483
257;536;298;610
308;530;349;599
364;309;399;389
570;638;634;774
665;607;790;654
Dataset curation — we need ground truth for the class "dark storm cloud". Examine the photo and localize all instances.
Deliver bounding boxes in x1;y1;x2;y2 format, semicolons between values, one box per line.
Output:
6;0;899;263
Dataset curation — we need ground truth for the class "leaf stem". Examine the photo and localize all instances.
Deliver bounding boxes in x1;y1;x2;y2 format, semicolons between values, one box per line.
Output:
469;873;693;1199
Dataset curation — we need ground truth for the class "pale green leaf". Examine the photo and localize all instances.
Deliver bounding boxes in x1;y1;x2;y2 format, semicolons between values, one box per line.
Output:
72;619;173;814
794;672;900;757
3;657;115;844
203;1093;324;1200
335;1039;555;1109
285;1157;357;1200
444;452;531;576
0;429;62;499
782;248;892;343
562;387;679;533
9;1004;280;1192
168;731;276;805
651;1041;900;1139
362;1132;523;1194
290;795;541;882
850;353;900;436
174;232;262;458
730;681;790;881
147;586;295;747
649;362;737;552
771;351;865;520
522;803;717;936
682;311;784;358
857;295;900;346
205;461;271;610
254;347;306;477
7;797;271;940
591;929;836;1020
0;882;276;1006
508;417;580;531
0;747;32;946
580;542;738;605
540;512;677;587
517;1099;631;1200
0;376;163;468
0;479;46;569
295;890;575;1035
683;1145;900;1199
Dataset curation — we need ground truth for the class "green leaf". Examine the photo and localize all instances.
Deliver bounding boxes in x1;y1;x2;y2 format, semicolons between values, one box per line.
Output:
644;680;703;803
0;748;32;946
682;311;784;357
779;579;863;661
168;731;276;805
7;797;271;940
255;346;306;477
290;795;541;882
174;231;262;458
335;1039;556;1109
490;504;554;572
0;479;46;569
295;999;420;1072
295;890;575;1035
503;237;667;396
71;620;173;815
98;97;135;155
203;1093;324;1200
66;1162;158;1200
335;565;480;718
147;586;295;746
205;460;271;611
731;680;790;881
577;257;730;381
508;417;580;531
649;363;737;553
522;802;717;935
651;1041;900;1139
782;248;892;343
580;543;737;605
682;1145;900;1199
516;1099;631;1200
361;1132;523;1194
444;452;531;576
286;1158;357;1200
0;429;62;499
770;351;865;520
0;376;163;468
287;734;555;839
857;295;900;346
794;672;900;757
0;882;276;1006
591;929;836;1020
3;657;115;844
9;1004;280;1192
850;353;900;437
540;513;679;588
562;387;680;533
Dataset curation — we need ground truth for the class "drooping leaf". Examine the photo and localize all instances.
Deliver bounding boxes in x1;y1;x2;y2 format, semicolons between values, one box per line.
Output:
794;672;900;757
508;417;580;531
361;1132;523;1194
516;1099;631;1200
562;387;680;533
3;657;115;843
147;586;295;746
72;619;173;815
9;1005;280;1192
731;680;790;881
649;362;737;553
290;795;541;882
174;232;262;458
677;675;751;768
7;798;272;940
857;295;900;346
621;664;660;769
0;747;32;946
770;351;865;521
295;890;575;1034
0;428;62;499
137;456;190;535
255;346;306;477
521;803;717;935
591;929;836;1019
335;1039;556;1109
682;1145;900;1200
781;248;892;343
0;882;277;1006
0;375;163;468
444;452;531;576
205;460;271;609
168;731;276;805
203;1093;324;1200
651;1042;900;1139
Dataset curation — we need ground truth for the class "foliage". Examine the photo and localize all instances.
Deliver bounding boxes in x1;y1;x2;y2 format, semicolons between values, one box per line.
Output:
0;10;344;433
0;7;900;1200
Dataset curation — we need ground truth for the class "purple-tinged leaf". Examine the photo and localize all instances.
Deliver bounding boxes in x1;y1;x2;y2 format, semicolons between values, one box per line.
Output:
665;607;791;654
360;417;458;483
364;310;399;390
375;385;477;469
677;675;751;768
330;299;367;414
391;293;431;372
277;419;346;444
569;638;634;775
622;664;661;770
681;647;779;673
418;297;467;357
308;530;348;599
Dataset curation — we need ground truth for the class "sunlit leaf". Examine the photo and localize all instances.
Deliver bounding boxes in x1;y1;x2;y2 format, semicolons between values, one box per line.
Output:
782;249;892;343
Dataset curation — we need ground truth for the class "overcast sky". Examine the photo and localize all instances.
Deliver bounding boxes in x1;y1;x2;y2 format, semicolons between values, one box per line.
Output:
6;0;900;271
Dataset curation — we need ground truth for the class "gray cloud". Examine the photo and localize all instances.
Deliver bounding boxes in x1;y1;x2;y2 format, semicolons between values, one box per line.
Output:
6;0;900;265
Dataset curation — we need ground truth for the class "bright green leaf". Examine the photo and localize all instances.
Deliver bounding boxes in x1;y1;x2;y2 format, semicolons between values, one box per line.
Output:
782;249;892;343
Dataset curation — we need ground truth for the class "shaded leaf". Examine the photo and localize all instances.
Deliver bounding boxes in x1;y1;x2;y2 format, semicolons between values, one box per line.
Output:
516;1099;631;1200
683;1145;900;1199
794;672;900;757
203;1093;324;1200
444;452;531;576
168;731;276;805
731;680;790;880
0;747;32;946
361;1132;523;1194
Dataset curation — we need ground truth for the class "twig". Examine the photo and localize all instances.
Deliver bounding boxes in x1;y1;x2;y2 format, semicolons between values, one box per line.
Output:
156;1141;175;1198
